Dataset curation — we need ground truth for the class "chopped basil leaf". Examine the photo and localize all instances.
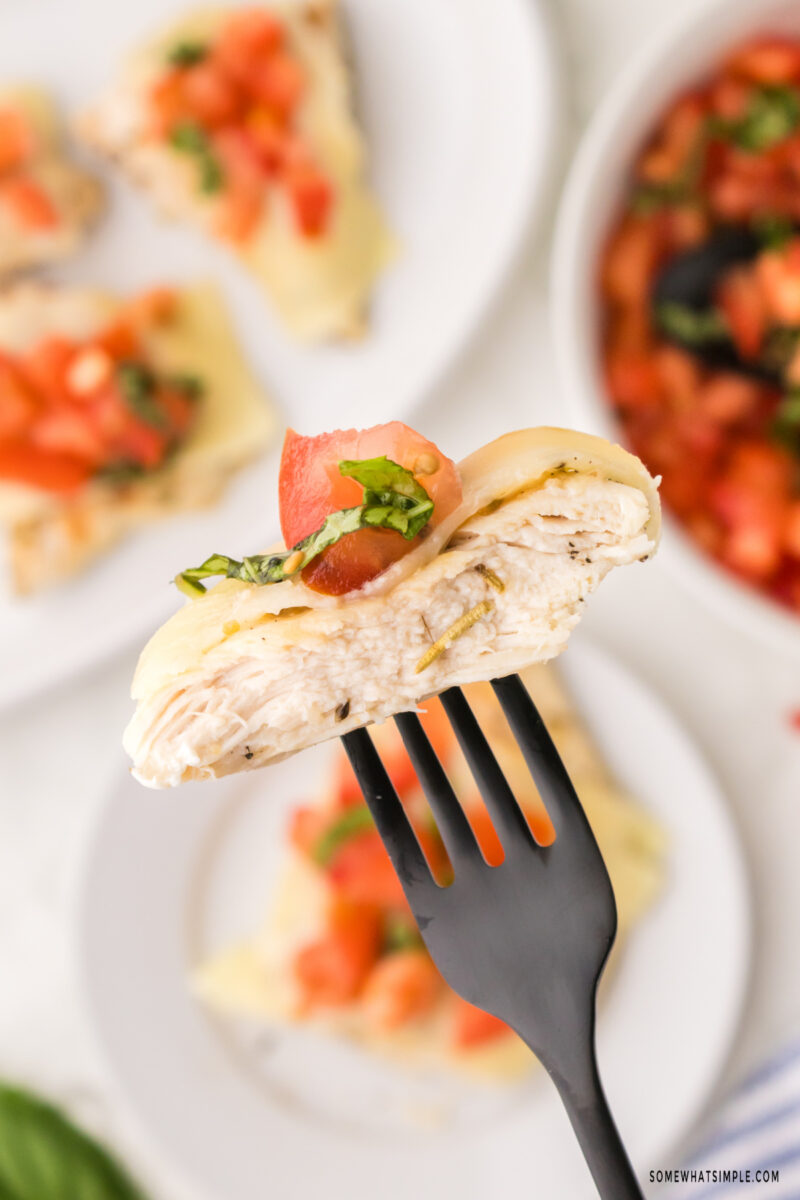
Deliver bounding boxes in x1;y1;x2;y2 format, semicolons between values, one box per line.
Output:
762;326;800;373
384;916;424;953
175;455;436;595
753;212;796;251
656;301;730;346
312;806;374;866
169;121;224;194
772;389;800;452
116;362;166;428
712;85;800;153
167;40;208;67
0;1081;149;1200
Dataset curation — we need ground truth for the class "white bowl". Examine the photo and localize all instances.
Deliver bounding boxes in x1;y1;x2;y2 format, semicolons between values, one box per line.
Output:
552;0;800;658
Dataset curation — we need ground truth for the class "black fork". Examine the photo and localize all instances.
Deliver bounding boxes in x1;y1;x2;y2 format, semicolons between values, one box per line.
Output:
342;675;645;1200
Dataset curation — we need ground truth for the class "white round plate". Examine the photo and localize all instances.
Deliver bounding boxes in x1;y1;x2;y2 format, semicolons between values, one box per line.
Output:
76;639;751;1200
0;0;558;706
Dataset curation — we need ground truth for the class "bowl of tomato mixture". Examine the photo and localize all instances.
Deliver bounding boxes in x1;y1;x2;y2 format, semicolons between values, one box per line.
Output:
553;0;800;655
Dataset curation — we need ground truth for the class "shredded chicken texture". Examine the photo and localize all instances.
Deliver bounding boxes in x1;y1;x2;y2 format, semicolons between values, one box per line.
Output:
125;472;655;787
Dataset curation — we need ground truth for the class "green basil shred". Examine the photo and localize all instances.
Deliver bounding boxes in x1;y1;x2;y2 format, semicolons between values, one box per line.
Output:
656;301;730;347
176;455;436;597
169;121;224;193
312;805;375;866
167;40;208;67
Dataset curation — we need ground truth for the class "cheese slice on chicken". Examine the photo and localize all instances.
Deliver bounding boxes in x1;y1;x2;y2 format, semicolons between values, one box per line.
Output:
79;1;392;340
125;428;660;788
0;87;103;277
0;282;275;594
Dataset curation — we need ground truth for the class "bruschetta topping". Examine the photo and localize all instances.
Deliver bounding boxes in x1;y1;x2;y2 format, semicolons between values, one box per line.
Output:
176;423;463;597
0;289;201;493
148;8;334;243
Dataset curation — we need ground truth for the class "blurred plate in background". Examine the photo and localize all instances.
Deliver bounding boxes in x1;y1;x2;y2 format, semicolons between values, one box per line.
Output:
76;639;751;1200
0;0;559;705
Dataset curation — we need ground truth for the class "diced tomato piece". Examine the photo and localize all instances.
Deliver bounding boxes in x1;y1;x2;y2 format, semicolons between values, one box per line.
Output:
756;240;800;325
0;177;59;230
292;899;382;1009
0;108;33;173
19;337;75;405
149;70;190;137
723;519;784;581
725;37;800;85
213;9;285;85
637;94;707;185
727;439;795;497
664;204;709;251
114;417;168;471
249;53;305;115
601;216;663;307
716;266;766;360
31;407;106;465
244;105;289;172
362;951;442;1032
697;375;760;424
709;76;751;122
286;163;333;236
450;997;511;1049
214;181;263;242
327;830;408;910
789;708;800;731
0;361;37;438
605;350;662;412
278;423;462;595
180;61;242;127
707;171;763;221
92;321;141;361
0;442;91;492
653;345;702;408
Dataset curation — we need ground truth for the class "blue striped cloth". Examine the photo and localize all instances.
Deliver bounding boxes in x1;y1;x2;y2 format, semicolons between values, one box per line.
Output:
659;1039;800;1198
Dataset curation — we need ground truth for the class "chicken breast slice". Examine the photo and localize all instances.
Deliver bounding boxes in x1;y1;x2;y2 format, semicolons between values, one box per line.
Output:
125;455;658;788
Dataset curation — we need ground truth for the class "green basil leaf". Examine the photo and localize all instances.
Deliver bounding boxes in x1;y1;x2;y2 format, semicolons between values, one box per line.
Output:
167;40;208;67
312;805;375;866
713;85;800;153
116;362;166;429
168;122;224;194
0;1082;148;1200
656;301;730;346
772;388;800;452
175;456;436;595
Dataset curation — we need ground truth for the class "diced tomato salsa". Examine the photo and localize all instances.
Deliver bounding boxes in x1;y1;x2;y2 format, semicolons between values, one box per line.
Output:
288;692;553;1047
0;289;200;494
0;106;59;231
600;34;800;616
149;9;334;243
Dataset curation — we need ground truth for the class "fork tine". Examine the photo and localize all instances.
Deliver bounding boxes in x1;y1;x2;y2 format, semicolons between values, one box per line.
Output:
439;687;537;854
394;711;481;863
491;674;595;841
341;728;437;898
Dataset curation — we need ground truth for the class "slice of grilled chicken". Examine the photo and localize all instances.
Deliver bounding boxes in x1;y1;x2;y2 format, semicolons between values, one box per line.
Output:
124;428;660;787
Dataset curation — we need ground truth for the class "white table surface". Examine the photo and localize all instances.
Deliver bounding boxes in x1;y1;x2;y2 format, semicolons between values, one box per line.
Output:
2;0;800;1196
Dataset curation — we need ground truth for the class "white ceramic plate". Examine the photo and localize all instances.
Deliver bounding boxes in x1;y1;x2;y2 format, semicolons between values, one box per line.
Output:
551;0;800;660
0;0;558;706
76;639;751;1200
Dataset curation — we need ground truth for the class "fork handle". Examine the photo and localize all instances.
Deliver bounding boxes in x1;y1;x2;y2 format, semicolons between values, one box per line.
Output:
551;1062;645;1199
